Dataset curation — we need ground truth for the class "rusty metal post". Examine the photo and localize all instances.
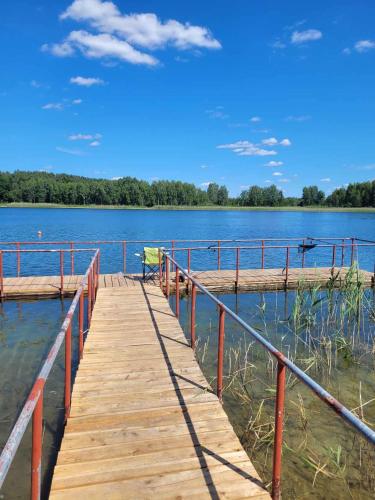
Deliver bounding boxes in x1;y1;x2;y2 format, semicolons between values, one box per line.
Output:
16;242;21;277
64;323;72;421
235;247;240;290
60;250;64;296
302;239;305;268
166;256;170;298
191;283;196;349
70;242;74;275
261;240;265;269
187;248;191;274
31;390;43;500
341;239;345;267
332;245;336;269
217;240;221;270
217;305;226;401
79;292;84;359
0;251;3;300
175;267;180;318
272;361;286;500
123;241;126;274
285;247;290;287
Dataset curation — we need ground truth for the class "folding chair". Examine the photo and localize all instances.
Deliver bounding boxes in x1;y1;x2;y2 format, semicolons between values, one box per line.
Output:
136;247;164;282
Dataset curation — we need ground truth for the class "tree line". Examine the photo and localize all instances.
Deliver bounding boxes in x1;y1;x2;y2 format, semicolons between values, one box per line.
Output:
0;171;374;207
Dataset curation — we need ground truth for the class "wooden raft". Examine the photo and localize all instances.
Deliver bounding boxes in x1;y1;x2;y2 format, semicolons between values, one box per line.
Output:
49;284;269;499
1;267;373;300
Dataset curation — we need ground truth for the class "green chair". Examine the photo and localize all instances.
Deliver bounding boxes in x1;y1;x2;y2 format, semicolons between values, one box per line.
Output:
136;247;164;282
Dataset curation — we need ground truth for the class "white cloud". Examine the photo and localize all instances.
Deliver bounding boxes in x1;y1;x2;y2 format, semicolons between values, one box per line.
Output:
250;116;261;122
69;133;102;141
56;146;84;155
111;176;122;180
278;178;290;183
265;180;272;183
200;164;209;169
70;76;105;86
273;172;283;176
280;138;292;146
90;140;101;146
342;47;351;55
43;0;221;66
72;98;82;104
320;177;331;182
265;160;283;167
42;102;64;110
354;40;375;53
271;40;286;49
206;107;228;119
291;29;322;44
262;137;278;146
217;141;277;157
285;115;311;122
201;181;212;187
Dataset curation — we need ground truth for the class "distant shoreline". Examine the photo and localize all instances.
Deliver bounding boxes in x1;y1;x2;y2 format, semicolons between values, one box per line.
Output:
1;202;375;213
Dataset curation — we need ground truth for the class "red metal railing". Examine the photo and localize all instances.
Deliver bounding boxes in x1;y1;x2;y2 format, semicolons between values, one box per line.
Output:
0;249;100;498
0;248;97;299
0;237;355;276
161;250;375;500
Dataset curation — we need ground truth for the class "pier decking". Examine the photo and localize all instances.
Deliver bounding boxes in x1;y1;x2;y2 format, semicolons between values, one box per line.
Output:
1;266;373;300
49;284;269;499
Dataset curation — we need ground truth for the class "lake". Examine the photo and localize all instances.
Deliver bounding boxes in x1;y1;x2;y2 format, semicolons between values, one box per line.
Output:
0;208;375;498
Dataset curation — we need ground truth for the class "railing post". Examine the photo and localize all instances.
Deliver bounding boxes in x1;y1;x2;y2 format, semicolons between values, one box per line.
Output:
341;239;345;267
79;292;84;359
70;242;74;275
16;242;21;277
88;270;92;326
0;250;3;300
64;323;72;421
285;247;289;287
331;244;336;270
171;240;175;272
217;240;221;270
351;237;355;266
158;248;163;290
261;240;265;269
60;250;64;296
191;282;196;349
187;248;191;274
217;305;226;401
302;239;305;268
31;389;43;500
123;241;127;274
235;247;240;291
166;256;170;298
175;266;180;318
272;361;286;500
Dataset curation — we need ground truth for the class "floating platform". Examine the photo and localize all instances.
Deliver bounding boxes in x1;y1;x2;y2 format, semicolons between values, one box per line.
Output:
49;284;269;499
0;267;373;300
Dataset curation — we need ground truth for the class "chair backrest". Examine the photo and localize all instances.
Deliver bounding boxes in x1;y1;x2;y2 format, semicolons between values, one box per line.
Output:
143;247;161;266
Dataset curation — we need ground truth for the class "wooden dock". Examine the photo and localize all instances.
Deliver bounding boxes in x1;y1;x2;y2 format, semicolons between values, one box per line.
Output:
49;283;269;499
0;266;373;300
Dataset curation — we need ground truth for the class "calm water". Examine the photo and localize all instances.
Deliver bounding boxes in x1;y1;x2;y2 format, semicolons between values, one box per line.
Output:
1;208;375;498
0;208;375;275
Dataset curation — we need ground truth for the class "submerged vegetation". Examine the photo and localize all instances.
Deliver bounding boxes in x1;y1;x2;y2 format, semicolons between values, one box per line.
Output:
0;170;374;208
185;265;375;498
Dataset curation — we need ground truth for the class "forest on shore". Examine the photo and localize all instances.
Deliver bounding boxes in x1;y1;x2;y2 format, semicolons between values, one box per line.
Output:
0;171;374;208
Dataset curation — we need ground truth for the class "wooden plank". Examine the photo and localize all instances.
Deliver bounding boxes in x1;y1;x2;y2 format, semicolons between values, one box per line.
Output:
50;284;269;499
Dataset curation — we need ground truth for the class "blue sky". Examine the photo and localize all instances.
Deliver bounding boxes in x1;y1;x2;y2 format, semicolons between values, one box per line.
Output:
1;0;375;197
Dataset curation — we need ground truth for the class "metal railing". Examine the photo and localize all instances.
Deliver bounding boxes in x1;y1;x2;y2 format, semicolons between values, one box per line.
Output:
0;249;100;498
0;248;98;299
0;237;356;276
160;250;375;500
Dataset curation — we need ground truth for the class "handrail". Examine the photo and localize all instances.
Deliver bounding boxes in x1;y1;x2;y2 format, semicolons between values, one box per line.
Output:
0;249;100;498
161;249;375;499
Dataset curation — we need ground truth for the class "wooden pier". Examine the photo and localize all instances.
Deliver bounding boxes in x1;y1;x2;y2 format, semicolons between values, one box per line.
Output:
49;283;269;499
1;267;373;300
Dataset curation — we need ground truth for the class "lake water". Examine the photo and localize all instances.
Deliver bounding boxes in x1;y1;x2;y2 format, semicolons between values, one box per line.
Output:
0;208;375;276
1;208;375;498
